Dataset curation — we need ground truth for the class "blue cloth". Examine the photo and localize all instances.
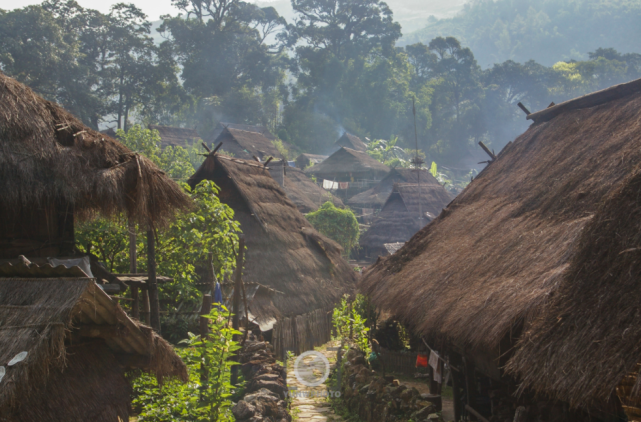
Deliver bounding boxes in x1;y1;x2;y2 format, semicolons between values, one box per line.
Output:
214;282;223;309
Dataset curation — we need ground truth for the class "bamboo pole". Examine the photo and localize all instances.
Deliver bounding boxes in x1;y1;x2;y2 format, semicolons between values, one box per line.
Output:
231;235;245;385
147;229;160;333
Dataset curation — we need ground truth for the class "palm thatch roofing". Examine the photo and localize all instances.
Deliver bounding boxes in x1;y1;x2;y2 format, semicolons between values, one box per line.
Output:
148;124;200;149
360;78;641;403
304;147;389;181
295;153;328;170
188;154;357;327
214;127;283;161
359;183;452;258
0;262;187;421
268;163;344;213
0;71;191;228
335;133;367;152
211;122;277;142
347;168;442;209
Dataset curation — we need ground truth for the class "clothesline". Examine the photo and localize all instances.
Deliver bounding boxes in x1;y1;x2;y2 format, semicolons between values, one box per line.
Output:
421;338;460;372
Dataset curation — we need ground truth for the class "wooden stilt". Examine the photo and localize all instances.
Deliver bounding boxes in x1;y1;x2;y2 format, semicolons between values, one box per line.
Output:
147;229;160;333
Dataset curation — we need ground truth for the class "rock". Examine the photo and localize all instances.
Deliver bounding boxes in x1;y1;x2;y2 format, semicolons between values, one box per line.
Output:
256;373;281;382
246;342;268;353
245;388;280;404
345;348;360;361
248;416;264;422
355;367;371;384
412;405;436;421
389;385;407;398
400;388;413;402
392;379;400;387
233;400;257;420
427;413;440;421
251;380;287;399
350;355;367;366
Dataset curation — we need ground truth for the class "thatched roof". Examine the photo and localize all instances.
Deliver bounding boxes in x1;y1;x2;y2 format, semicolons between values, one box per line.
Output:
214;127;283;161
305;147;389;181
148;124;200;149
188;154;357;326
211;122;277;142
0;71;191;227
268;163;344;213
347;168;442;209
335;133;367;152
0;263;187;420
295;153;328;170
359;183;452;256
360;78;641;392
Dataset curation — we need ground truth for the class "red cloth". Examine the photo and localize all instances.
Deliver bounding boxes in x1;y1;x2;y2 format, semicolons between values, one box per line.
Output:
416;354;428;367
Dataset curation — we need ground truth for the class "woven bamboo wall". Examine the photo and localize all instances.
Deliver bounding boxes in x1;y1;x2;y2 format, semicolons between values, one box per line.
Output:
272;308;333;359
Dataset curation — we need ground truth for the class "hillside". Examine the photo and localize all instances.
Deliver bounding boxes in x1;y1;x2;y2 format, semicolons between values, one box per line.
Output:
401;0;641;68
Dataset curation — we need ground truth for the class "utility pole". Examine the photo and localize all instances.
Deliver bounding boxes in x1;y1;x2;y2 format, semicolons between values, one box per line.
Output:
412;97;425;224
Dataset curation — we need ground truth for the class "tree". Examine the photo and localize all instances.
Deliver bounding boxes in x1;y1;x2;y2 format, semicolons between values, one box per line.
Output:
306;202;359;257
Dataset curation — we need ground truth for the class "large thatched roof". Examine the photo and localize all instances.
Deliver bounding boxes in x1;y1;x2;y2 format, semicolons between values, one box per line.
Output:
188;154;357;327
347;168;442;209
213;127;283;161
211;122;277;142
268;163;344;213
359;183;452;257
360;79;641;398
0;72;191;226
305;147;389;181
335;133;367;152
148;124;200;149
0;263;187;420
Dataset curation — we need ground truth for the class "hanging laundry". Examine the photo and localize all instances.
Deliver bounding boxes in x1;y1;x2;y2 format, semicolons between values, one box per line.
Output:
428;350;439;370
433;361;442;384
416;353;428;368
339;182;349;189
322;179;339;190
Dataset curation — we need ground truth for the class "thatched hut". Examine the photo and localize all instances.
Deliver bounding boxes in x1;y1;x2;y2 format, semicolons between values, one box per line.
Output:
334;133;367;152
213;127;283;161
0;261;187;421
268;161;343;213
347;168;442;211
295;153;328;170
211;122;277;142
188;153;357;330
360;78;641;421
148;124;200;149
0;71;191;259
358;183;451;260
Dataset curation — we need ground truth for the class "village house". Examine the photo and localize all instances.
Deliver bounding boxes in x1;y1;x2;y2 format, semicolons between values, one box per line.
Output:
360;78;641;422
305;147;390;200
148;124;201;149
0;71;190;421
188;152;357;339
268;160;344;213
333;132;368;152
210;121;277;142
213;127;284;161
358;183;452;260
347;168;442;211
294;153;328;170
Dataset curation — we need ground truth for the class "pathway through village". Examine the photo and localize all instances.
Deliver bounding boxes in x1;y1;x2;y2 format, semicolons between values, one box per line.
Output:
287;344;343;422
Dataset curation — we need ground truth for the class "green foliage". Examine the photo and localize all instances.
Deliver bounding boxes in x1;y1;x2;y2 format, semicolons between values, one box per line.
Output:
272;139;290;160
132;306;242;421
430;162;437;178
76;180;240;308
306;202;359;257
332;295;372;356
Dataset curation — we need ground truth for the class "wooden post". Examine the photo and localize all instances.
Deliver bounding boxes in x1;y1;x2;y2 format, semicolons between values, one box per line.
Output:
131;287;140;320
231;235;245;385
429;365;439;394
465;358;478;421
142;289;150;325
200;294;212;400
147;229;161;333
129;219;139;318
450;353;464;422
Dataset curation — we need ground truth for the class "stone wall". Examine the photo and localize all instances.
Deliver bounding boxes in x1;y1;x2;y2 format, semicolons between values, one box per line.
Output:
340;348;444;422
232;336;292;422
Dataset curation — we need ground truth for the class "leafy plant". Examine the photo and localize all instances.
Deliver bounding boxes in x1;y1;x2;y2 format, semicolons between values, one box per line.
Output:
272;139;290;160
306;202;359;257
430;161;438;178
332;295;372;356
132;306;242;421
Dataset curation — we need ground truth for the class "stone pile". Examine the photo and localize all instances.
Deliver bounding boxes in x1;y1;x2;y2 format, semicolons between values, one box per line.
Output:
340;348;444;422
232;336;291;422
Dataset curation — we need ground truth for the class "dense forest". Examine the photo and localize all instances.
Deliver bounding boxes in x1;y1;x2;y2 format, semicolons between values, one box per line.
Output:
1;0;640;165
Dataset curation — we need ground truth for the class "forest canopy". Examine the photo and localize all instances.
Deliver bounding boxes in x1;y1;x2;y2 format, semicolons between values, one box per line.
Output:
1;0;640;164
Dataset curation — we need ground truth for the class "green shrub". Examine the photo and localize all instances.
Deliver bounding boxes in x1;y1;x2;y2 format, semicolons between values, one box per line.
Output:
306;202;359;257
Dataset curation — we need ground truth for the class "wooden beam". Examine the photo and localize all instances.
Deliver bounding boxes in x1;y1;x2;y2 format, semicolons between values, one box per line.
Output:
231;235;245;386
131;286;140;320
517;102;531;115
465;405;490;422
478;141;497;161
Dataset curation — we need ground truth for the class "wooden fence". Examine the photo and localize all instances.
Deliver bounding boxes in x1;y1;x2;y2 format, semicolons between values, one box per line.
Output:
272;308;333;360
378;350;419;375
